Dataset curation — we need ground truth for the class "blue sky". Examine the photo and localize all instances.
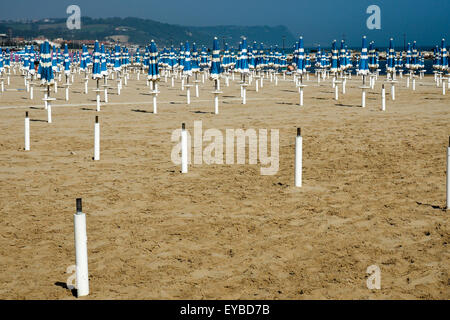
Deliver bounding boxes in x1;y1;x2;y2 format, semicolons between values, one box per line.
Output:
1;0;448;47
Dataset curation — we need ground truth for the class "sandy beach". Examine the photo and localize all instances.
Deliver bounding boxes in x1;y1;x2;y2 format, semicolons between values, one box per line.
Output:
0;70;448;299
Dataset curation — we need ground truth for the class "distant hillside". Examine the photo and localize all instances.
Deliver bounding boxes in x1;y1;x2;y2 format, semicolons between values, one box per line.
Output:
0;17;296;48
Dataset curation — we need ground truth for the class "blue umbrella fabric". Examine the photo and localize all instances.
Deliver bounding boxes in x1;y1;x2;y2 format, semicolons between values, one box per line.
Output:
63;44;71;75
39;40;54;85
92;40;102;80
210;37;221;80
148;40;160;81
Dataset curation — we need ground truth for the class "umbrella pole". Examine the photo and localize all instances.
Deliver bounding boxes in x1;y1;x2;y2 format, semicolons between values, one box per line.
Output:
65;75;69;101
96;79;100;112
104;76;108;103
47;85;52;123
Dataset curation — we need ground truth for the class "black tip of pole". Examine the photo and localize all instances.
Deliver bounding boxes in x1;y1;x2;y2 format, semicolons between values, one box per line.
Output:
382;84;384;89
297;128;301;137
95;115;98;123
448;136;450;147
26;111;29;118
76;198;82;213
182;123;185;130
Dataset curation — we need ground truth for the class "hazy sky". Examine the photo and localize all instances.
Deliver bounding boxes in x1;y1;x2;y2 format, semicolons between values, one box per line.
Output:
1;0;448;47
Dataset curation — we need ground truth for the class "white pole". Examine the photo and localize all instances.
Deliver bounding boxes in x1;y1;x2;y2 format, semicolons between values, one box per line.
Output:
104;88;108;103
65;87;69;101
443;80;446;95
47;103;52;123
391;83;396;100
24;112;30;151
153;93;157;114
342;78;346;94
94;116;100;161
187;87;191;104
299;87;303;106
214;94;219;115
54;82;58;93
30;85;33;100
335;84;339;100
412;78;416;91
181;123;188;173
295;128;302;187
406;77;410;88
255;79;259;92
84;79;88;94
242;86;246;105
74;198;89;297
171;76;174;87
381;84;386;111
96;93;100;112
447;138;450;210
195;83;199;97
362;88;366;108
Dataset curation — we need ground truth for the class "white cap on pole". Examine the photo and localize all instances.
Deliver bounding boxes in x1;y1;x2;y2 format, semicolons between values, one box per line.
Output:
74;198;89;297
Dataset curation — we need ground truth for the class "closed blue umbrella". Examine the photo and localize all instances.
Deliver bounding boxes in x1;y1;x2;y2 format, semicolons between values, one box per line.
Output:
135;48;141;65
148;40;160;81
169;45;177;70
433;46;440;70
191;43;200;72
200;46;208;69
178;44;185;71
114;45;121;71
387;38;395;74
297;37;305;75
411;41;419;70
358;36;369;75
0;47;3;74
28;46;35;75
39;40;54;85
183;41;192;76
368;41;376;71
330;40;339;73
23;46;30;71
100;44;107;77
92;40;102;80
51;46;58;72
210;37;221;80
64;44;71;75
4;48;10;69
339;40;346;72
80;45;88;71
239;37;249;74
405;43;412;70
441;38;448;71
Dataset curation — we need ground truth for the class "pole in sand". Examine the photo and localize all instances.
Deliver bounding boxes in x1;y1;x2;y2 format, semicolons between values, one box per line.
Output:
381;84;386;111
295;128;302;187
447;137;450;210
74;198;89;297
94;116;100;161
24;112;30;151
181;123;188;173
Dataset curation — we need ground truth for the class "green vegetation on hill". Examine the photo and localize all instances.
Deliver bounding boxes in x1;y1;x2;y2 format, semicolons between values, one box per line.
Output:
0;17;295;48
